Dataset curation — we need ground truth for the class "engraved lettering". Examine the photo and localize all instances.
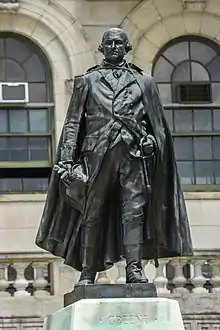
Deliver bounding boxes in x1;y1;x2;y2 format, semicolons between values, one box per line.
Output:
105;314;153;325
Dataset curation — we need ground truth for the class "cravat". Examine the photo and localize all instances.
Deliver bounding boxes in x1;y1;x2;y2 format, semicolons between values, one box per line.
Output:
112;68;123;80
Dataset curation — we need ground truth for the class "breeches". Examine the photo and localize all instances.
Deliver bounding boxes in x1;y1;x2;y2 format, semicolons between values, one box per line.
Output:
81;142;147;248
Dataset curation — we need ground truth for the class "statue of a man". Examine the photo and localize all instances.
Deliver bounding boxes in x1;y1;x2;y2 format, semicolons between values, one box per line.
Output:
36;28;193;286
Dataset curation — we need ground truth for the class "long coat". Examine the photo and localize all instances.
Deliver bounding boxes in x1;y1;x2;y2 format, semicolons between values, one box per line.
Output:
35;63;193;272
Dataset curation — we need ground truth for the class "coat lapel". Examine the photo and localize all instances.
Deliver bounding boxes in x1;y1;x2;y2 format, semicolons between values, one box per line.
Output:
99;67;136;96
99;70;114;92
115;70;136;97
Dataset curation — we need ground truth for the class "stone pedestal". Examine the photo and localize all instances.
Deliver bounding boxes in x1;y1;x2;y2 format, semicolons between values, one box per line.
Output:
44;297;184;330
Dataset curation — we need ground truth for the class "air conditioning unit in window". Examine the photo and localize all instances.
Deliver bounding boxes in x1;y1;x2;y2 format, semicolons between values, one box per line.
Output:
0;82;29;103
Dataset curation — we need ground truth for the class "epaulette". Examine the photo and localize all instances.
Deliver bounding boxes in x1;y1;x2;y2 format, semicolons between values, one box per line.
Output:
74;75;86;89
86;64;100;73
128;63;143;75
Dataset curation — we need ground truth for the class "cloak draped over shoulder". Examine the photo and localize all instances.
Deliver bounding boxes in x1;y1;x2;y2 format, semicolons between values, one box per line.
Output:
35;65;193;271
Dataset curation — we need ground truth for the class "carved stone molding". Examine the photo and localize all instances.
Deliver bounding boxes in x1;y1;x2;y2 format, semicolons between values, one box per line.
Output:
65;79;74;94
0;317;43;329
182;0;207;11
0;0;19;12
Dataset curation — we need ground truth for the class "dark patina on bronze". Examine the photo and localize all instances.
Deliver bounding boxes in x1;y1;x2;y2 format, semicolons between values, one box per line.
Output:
35;28;193;287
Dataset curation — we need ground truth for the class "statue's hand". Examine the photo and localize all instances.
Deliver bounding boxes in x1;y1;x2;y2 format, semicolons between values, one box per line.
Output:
57;161;73;176
141;135;157;157
54;162;73;186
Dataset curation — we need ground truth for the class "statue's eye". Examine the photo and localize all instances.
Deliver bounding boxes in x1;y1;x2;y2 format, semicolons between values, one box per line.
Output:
115;40;123;45
105;40;112;45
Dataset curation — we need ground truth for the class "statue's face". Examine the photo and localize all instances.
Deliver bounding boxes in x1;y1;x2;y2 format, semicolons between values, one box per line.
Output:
102;31;126;64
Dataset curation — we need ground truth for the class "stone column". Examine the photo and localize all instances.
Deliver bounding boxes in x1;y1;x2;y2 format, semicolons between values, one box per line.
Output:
171;259;188;293
14;262;30;296
0;263;10;297
210;259;220;293
32;262;50;297
191;260;207;294
96;271;110;284
115;261;126;284
154;259;170;294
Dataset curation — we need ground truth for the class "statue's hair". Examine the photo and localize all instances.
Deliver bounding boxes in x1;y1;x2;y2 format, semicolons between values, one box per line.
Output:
98;28;132;54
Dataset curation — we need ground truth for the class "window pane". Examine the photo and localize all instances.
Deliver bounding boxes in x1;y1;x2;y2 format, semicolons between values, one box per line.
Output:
0;110;7;132
213;137;220;159
29;109;47;132
0;39;4;57
9;110;27;132
30;150;49;161
29;137;48;149
29;83;47;102
174;137;193;160
172;62;190;82
213;109;220;131
194;109;212;131
177;161;194;184
191;62;209;81
194;137;212;160
214;161;220;184
6;38;31;63
0;59;6;81
0;137;9;161
29;137;49;161
207;55;220;81
5;59;25;82
0;178;22;192
164;110;173;131
153;57;174;82
163;42;188;66
157;84;171;104
9;137;28;161
195;161;214;184
212;83;220;102
23;54;46;82
173;84;211;103
174;110;192;132
190;42;216;65
23;178;48;192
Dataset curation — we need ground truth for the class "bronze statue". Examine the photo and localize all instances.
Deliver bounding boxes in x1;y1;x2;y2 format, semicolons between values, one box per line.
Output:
36;28;193;286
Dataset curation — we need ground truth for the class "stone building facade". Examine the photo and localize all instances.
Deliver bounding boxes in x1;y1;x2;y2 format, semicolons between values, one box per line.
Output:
0;0;220;329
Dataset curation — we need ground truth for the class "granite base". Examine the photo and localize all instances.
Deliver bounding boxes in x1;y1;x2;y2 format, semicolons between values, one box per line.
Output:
44;297;185;330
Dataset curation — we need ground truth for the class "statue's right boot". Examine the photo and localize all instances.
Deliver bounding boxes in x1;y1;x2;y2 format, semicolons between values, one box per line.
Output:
75;246;97;286
75;224;98;287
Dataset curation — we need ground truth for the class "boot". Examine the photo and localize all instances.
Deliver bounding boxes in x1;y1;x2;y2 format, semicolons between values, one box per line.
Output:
125;244;148;284
75;247;97;287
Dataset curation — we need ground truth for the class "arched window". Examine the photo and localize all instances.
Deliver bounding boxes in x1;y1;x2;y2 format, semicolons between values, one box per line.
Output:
152;36;220;187
0;33;53;192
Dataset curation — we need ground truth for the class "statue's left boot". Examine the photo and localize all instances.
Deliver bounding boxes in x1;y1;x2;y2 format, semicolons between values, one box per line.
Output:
125;244;148;283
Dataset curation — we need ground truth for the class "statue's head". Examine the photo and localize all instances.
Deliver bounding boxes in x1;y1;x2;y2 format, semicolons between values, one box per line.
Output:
98;28;132;64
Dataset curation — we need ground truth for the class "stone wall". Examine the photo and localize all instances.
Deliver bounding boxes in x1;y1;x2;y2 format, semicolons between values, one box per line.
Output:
0;0;220;323
0;296;220;330
0;0;219;255
0;193;220;253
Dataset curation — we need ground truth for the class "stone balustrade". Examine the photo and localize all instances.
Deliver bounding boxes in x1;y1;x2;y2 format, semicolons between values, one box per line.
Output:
0;254;56;297
95;251;220;295
0;251;220;297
